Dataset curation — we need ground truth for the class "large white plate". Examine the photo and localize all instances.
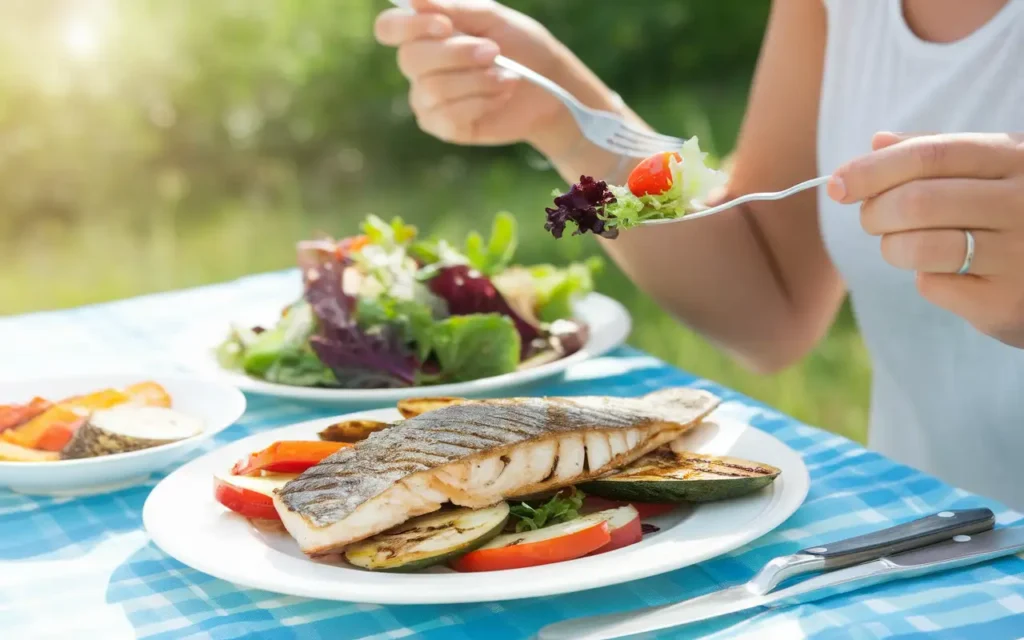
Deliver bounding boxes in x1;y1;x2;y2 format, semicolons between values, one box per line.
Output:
171;292;631;405
0;373;246;496
143;405;809;604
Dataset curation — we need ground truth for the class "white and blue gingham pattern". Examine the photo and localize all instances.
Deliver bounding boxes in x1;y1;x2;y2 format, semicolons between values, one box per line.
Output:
2;271;1023;640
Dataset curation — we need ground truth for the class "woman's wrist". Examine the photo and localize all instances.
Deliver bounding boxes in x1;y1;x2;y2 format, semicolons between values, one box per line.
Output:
526;46;633;181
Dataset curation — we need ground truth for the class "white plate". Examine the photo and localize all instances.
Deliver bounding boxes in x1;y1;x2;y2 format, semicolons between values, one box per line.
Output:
0;373;246;496
143;405;809;604
172;292;631;405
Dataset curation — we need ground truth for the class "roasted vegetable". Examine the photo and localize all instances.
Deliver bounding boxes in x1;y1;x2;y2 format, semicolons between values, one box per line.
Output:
396;396;468;419
344;504;510;572
580;449;781;503
318;420;390;443
231;440;351;476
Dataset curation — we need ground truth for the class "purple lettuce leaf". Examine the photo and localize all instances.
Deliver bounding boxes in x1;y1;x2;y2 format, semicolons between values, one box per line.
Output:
545;175;619;239
301;251;418;388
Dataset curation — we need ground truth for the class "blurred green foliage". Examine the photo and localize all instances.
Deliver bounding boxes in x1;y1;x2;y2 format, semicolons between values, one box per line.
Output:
0;0;870;441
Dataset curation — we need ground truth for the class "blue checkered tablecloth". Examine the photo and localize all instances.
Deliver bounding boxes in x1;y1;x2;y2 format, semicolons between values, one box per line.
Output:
2;271;1023;640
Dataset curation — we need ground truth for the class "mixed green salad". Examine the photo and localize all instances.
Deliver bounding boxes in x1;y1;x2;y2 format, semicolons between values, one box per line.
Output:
217;213;601;389
545;137;726;239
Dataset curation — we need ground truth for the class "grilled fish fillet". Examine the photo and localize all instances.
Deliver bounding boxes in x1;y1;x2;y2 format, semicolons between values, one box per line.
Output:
274;387;719;555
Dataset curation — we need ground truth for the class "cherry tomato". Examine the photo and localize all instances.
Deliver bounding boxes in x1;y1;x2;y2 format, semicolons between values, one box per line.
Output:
627;152;682;197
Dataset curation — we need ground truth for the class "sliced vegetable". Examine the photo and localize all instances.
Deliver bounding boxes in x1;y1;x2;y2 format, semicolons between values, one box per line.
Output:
450;514;611;572
2;388;129;451
231;440;351;476
0;397;52;433
213;471;298;520
582;495;677;519
580;449;781;503
0;440;60;462
318;419;390;443
396;396;468;419
345;503;510;572
587;505;642;555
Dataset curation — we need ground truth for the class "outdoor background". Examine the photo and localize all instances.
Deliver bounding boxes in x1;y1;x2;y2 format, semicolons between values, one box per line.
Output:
0;0;871;441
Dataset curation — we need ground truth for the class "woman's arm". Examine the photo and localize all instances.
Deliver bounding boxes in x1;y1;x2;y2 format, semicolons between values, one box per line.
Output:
535;0;844;373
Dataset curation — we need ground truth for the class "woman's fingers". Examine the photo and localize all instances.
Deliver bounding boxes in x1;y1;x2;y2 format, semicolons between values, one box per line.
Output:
397;35;499;80
860;178;1021;235
374;9;453;46
416;93;512;142
829;133;1020;203
880;229;1005;275
409;67;515;113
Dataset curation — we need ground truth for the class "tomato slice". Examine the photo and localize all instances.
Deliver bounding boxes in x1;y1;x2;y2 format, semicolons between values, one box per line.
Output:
587;506;642;555
627;151;682;197
231;441;351;476
583;496;677;519
213;472;298;520
451;518;611;572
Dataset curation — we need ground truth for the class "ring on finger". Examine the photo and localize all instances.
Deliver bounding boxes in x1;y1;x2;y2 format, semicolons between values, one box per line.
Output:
957;230;976;275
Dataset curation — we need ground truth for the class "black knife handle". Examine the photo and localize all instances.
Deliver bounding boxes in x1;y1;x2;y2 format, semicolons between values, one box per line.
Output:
800;508;995;570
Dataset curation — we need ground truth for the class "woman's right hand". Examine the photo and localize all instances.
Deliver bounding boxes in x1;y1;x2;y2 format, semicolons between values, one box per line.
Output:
373;0;570;149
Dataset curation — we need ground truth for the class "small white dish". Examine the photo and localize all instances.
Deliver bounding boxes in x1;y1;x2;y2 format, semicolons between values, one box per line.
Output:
0;373;246;496
171;292;632;405
144;405;809;605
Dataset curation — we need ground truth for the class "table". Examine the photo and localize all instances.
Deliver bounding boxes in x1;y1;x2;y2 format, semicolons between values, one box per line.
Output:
2;271;1023;640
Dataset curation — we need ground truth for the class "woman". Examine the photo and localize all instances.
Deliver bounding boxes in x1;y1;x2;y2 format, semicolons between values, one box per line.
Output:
374;0;1024;510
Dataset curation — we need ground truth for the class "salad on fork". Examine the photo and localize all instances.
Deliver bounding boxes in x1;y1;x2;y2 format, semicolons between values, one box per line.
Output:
545;137;727;239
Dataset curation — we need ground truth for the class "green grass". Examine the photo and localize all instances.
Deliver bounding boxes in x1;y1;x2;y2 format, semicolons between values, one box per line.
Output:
2;158;871;443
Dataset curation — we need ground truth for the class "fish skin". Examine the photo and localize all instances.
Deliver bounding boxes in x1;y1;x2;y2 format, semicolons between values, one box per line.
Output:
275;388;719;550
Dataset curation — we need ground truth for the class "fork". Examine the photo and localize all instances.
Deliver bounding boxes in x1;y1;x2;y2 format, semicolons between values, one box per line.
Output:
388;0;681;157
639;175;831;226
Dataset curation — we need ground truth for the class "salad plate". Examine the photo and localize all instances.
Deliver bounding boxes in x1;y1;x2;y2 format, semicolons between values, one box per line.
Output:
172;213;631;404
0;373;245;495
143;401;809;605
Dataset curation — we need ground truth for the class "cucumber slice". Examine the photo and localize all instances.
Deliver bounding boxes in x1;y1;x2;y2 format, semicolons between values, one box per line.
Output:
580;449;781;503
344;503;510;572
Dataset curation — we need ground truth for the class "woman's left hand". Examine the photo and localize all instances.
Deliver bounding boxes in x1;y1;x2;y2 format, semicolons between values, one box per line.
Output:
828;132;1024;348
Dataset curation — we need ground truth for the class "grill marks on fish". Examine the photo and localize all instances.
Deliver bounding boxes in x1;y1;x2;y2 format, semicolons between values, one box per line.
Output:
275;389;719;555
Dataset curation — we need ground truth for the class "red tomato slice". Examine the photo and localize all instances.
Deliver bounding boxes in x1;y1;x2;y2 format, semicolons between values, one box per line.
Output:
231;441;350;476
627;151;682;197
583;496;677;519
450;518;611;572
587;506;642;555
213;472;297;520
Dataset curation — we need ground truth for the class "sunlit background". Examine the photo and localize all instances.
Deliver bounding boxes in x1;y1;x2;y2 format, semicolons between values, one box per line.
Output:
0;0;870;441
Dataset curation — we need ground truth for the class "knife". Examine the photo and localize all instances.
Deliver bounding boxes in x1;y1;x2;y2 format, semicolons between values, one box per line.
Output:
537;508;1000;640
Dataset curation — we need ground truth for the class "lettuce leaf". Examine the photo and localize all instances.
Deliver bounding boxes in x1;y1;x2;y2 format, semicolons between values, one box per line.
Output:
529;257;603;323
421;314;520;383
464;211;517;276
304;256;418;388
360;214;417;249
509;488;586;532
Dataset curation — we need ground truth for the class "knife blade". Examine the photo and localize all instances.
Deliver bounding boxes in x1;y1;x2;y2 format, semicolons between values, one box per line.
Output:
536;509;1003;640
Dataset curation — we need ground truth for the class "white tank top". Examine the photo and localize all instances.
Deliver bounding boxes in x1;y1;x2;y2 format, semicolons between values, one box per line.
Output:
817;0;1024;510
